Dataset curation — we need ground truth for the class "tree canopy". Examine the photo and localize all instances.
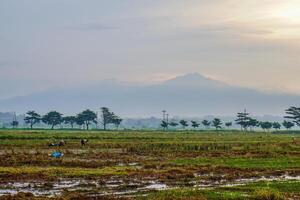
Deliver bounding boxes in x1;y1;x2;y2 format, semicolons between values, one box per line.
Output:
42;111;63;129
77;109;97;130
24;111;41;129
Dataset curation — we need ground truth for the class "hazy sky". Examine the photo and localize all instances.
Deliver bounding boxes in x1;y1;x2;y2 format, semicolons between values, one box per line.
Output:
1;0;300;99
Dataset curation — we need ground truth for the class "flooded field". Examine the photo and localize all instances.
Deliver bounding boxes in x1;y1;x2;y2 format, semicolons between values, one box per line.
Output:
0;130;299;199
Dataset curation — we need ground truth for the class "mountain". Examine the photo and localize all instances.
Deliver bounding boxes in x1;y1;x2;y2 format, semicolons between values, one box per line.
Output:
0;73;299;117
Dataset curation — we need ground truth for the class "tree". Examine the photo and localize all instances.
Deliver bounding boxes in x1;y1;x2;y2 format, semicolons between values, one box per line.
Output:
11;112;18;129
272;122;281;131
11;120;19;128
260;121;273;132
179;120;188;129
201;120;211;129
100;107;119;130
225;122;232;129
285;106;300;126
112;116;123;129
63;116;77;129
191;120;200;129
161;120;168;130
42;111;63;129
77;109;97;130
212;118;222;130
235;110;251;131
248;118;259;131
76;116;85;129
24;111;41;129
282;120;294;130
169;121;178;129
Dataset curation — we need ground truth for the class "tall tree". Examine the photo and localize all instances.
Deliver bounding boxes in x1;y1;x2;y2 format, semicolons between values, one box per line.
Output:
63;116;77;129
212;118;222;130
179;120;188;129
77;109;97;130
201;120;211;129
24;111;41;129
282;120;294;130
100;107;120;130
235;110;251;131
285;106;300;126
191;120;200;129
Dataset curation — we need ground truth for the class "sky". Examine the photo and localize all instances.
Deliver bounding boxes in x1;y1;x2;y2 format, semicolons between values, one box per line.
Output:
1;0;300;99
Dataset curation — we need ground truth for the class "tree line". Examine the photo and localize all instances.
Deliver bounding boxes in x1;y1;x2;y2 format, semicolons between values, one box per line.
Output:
160;106;300;131
12;107;122;130
7;106;300;131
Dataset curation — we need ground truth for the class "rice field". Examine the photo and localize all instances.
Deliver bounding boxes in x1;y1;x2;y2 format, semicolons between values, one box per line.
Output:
0;129;299;199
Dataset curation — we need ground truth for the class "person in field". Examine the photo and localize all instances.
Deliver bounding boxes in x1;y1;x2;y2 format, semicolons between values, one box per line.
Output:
81;139;88;146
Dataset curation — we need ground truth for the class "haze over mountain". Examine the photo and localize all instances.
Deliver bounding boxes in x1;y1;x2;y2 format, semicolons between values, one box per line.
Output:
0;73;298;117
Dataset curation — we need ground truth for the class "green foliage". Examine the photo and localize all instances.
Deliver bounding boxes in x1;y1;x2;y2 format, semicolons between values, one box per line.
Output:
169;121;178;128
260;121;273;131
24;111;41;129
63;116;77;128
100;107;122;130
77;109;97;130
235;110;251;131
191;120;200;129
235;110;259;131
161;120;168;130
225;122;232;128
179;120;188;129
282;120;294;130
212;118;222;130
285;106;300;126
42;111;63;129
272;122;281;130
202;120;211;129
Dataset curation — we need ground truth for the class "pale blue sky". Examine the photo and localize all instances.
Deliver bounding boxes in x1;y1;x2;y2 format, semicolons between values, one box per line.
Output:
1;0;300;99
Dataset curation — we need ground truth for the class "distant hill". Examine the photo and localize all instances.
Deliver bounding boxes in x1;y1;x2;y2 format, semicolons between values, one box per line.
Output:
0;73;298;117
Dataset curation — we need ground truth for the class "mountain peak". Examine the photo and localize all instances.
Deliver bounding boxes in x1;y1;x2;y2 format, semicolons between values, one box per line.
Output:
162;72;225;88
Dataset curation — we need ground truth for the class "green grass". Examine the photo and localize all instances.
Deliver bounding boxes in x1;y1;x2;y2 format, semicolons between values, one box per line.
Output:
0;165;134;177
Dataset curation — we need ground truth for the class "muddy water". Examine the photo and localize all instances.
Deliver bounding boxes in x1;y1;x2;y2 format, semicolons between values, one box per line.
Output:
0;175;299;197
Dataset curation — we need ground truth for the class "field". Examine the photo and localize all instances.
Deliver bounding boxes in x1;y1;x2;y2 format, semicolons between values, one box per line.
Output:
0;130;299;200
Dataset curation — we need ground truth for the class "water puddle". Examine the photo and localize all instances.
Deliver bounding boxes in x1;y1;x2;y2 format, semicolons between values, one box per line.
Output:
0;174;299;197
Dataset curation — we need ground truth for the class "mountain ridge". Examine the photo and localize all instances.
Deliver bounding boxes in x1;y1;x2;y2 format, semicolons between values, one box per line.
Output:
0;73;298;117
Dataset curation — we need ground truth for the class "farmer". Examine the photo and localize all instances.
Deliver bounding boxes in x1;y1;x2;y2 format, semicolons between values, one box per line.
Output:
81;139;88;146
58;140;66;146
